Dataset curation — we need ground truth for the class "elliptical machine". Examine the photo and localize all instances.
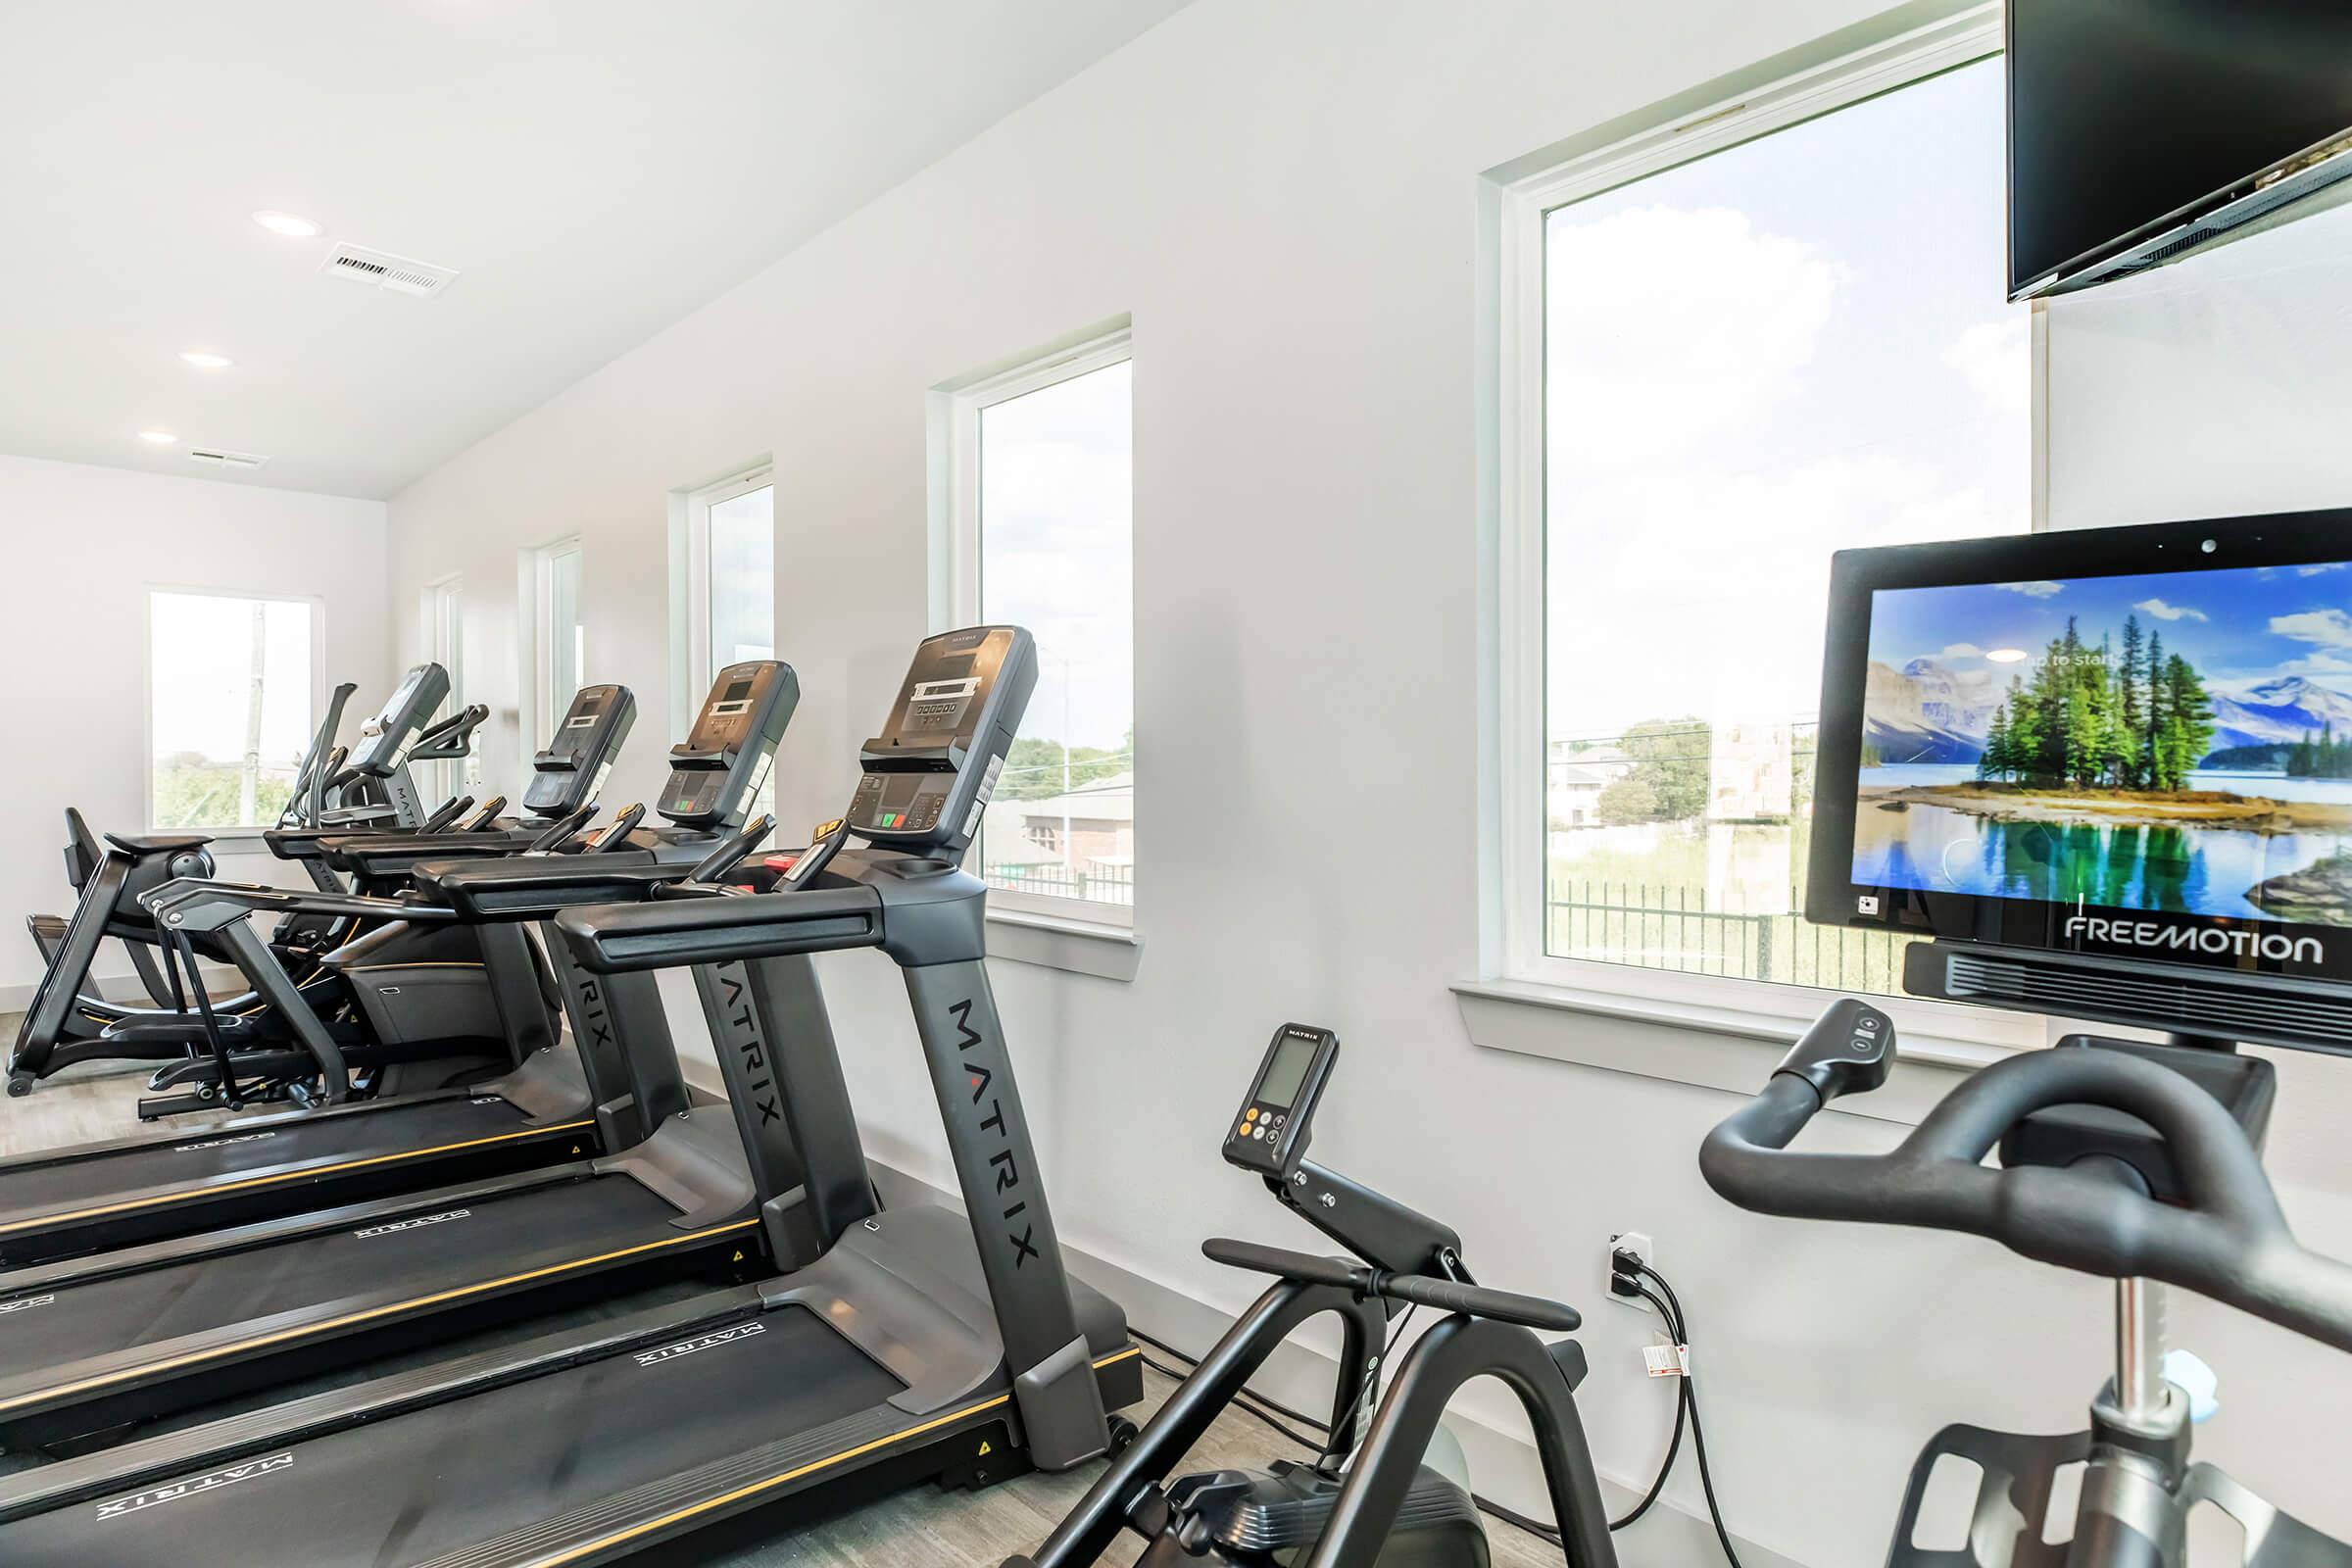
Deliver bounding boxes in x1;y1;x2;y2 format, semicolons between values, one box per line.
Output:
1007;1023;1621;1568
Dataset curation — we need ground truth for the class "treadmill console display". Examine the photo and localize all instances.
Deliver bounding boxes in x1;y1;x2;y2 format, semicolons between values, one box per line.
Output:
661;662;799;828
846;626;1037;857
346;662;451;776
522;684;637;817
1225;1024;1339;1176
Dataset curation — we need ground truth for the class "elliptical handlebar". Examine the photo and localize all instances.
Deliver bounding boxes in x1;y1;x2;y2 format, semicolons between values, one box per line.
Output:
290;682;358;827
1701;1000;2352;1354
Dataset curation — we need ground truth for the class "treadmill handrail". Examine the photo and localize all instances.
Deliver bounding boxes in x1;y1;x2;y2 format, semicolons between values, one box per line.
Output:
416;854;694;921
555;884;885;974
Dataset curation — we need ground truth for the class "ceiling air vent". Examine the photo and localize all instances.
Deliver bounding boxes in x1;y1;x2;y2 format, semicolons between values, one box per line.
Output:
318;243;459;299
187;448;270;470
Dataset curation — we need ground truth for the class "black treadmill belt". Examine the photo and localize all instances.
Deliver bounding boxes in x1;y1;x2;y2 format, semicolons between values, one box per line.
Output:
0;1180;685;1406
3;1307;900;1566
0;1096;554;1230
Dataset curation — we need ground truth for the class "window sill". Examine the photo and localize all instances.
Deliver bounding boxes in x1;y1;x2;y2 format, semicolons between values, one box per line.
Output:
986;907;1142;982
1453;977;2009;1127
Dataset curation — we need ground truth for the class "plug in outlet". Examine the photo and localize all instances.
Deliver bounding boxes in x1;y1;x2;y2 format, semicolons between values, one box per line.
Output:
1605;1230;1655;1311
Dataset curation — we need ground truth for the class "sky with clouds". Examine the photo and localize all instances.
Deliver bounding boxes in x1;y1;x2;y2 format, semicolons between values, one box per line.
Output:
1544;56;2030;742
151;592;315;768
1870;561;2352;702
980;358;1134;753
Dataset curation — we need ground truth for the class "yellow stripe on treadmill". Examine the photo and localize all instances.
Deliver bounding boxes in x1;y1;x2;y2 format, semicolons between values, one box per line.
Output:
0;1218;762;1411
0;1118;599;1234
521;1346;1147;1568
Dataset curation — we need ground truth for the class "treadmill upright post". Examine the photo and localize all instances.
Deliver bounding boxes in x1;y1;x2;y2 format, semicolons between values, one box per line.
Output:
541;933;683;1149
904;956;1109;1470
699;952;879;1267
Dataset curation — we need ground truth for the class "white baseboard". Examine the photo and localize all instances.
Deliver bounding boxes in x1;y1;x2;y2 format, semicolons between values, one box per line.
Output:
0;962;247;1016
675;1077;1797;1566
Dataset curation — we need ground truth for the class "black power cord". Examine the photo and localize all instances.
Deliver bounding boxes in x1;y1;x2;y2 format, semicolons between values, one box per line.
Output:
1610;1250;1746;1568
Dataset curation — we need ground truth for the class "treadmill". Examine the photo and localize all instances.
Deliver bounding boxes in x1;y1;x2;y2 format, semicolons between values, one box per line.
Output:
0;626;1142;1566
0;669;786;1267
0;669;802;1450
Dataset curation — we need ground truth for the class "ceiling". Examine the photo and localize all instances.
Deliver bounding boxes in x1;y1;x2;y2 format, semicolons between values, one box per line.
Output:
0;0;1188;499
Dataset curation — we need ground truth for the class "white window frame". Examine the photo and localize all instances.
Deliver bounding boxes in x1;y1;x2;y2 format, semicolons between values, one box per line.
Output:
937;323;1136;934
1487;4;2043;1057
419;573;465;808
142;585;326;834
682;465;774;703
530;537;584;753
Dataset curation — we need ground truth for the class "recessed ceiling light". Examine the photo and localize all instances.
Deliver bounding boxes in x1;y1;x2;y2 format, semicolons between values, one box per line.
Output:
179;350;234;369
138;430;177;444
251;210;323;239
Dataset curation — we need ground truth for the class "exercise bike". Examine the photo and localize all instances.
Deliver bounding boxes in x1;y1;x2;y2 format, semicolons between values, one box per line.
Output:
1703;994;2352;1566
1006;1023;1622;1568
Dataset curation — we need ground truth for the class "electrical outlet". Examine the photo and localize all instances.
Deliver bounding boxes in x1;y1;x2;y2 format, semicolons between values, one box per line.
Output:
1605;1230;1655;1311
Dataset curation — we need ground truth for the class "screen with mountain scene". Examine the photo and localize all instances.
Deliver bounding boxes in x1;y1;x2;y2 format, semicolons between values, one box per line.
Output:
1856;560;2352;926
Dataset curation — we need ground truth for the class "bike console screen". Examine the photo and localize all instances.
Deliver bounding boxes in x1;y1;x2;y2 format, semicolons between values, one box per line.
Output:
1225;1024;1339;1176
845;625;1037;858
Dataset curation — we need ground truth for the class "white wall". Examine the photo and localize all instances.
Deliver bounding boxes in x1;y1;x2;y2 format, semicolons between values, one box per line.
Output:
383;3;2352;1564
0;453;389;1000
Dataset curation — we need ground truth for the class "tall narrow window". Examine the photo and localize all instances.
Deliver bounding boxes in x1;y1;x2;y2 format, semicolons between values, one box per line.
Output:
421;575;464;808
1503;24;2031;1010
944;329;1135;923
684;469;777;812
149;591;318;829
534;539;584;746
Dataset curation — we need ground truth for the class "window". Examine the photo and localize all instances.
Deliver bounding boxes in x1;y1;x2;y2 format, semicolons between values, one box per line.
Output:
1499;16;2034;1020
148;590;318;830
533;538;583;747
421;574;464;808
684;470;776;813
941;328;1134;924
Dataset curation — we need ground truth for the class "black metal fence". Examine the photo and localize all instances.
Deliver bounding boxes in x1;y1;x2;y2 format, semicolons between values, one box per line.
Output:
1547;879;1909;993
985;861;1136;907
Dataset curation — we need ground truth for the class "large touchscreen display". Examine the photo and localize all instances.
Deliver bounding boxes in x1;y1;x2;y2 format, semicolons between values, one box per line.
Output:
1855;561;2352;929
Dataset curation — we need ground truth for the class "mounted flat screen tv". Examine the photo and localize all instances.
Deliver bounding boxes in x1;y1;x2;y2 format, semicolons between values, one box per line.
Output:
2008;0;2352;299
1811;513;2352;984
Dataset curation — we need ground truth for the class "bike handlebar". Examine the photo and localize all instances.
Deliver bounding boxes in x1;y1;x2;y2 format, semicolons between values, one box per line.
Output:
1700;1000;2352;1354
1202;1238;1583;1333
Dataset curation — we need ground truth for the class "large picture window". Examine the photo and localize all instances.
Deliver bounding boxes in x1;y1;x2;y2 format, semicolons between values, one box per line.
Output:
941;329;1134;924
148;590;318;829
1502;16;2032;1016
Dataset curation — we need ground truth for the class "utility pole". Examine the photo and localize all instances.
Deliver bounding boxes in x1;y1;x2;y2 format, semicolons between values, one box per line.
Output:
239;602;267;823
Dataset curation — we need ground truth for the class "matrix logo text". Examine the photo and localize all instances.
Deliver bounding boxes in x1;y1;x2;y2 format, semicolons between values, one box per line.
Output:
354;1208;471;1240
173;1130;278;1153
97;1454;292;1521
634;1322;765;1366
2065;916;2322;965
